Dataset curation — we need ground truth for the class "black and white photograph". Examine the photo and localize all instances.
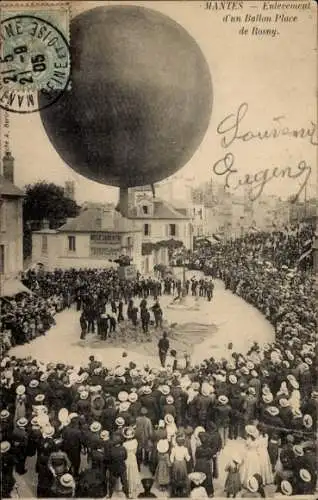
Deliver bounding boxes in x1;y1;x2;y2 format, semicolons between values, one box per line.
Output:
0;0;317;498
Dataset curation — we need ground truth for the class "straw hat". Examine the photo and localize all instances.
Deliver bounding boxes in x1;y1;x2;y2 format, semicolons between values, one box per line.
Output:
69;412;79;421
119;401;130;412
251;370;258;378
245;425;258;439
229;374;237;384
29;379;39;388
293;445;304;457
247;476;259;493
157;439;169;453
0;410;10;420
115;416;125;427
90;421;102;433
42;425;55;438
100;430;109;441
123;426;135;440
58;408;69;423
80;390;89;400
17;417;28;428
60;473;74;487
281;480;293;496
246;361;254;370
188;472;206;486
16;385;26;395
299;469;311;482
289;379;299;389
266;406;279;416
164;414;175;425
1;441;11;453
159;385;170;396
35;394;45;403
143;386;152;395
262;393;273;404
231;453;242;464
279;398;289;408
118;391;129;402
114;366;125;377
128;392;138;403
166;395;174;405
218;395;229;405
303;414;313;429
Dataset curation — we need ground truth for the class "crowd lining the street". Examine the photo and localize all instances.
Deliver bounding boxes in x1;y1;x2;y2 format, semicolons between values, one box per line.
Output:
0;223;317;498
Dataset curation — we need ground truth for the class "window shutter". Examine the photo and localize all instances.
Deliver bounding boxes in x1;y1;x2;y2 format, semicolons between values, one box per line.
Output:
148;224;151;237
166;224;169;237
175;224;178;237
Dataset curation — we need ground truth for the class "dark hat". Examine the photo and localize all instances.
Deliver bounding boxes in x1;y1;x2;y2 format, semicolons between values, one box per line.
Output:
141;478;154;491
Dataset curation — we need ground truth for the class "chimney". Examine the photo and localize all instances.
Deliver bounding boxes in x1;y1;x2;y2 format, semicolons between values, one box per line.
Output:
64;181;75;200
101;206;115;230
2;151;14;183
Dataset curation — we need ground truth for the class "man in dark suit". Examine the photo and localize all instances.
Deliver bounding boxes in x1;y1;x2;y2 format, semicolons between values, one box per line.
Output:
158;332;169;367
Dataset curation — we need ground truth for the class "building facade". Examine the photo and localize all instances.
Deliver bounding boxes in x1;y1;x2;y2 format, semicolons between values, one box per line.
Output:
0;175;24;282
128;194;192;274
32;206;142;271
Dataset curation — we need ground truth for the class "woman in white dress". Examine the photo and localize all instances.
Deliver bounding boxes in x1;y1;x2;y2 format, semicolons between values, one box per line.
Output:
240;426;262;488
123;427;142;498
257;425;273;485
190;426;205;467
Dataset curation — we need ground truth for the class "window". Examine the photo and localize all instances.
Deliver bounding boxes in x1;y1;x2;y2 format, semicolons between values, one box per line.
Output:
142;205;148;215
169;224;176;237
41;235;48;254
68;235;76;251
0;245;4;273
0;202;6;232
144;224;151;236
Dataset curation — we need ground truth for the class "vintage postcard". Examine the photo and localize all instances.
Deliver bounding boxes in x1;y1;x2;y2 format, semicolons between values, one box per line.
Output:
0;0;317;498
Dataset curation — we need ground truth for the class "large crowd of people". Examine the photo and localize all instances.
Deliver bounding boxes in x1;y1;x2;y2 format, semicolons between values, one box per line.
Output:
0;222;317;498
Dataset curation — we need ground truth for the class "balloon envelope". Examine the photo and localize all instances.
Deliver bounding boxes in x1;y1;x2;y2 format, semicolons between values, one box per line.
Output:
39;6;212;187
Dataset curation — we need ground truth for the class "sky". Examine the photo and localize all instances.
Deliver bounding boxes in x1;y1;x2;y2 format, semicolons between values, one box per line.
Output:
2;0;317;204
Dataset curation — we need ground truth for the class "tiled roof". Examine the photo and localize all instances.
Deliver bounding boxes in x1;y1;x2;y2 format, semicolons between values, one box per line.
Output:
0;175;24;197
58;207;140;233
129;197;190;220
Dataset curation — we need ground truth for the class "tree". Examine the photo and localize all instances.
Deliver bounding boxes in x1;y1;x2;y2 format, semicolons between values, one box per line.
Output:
23;182;80;259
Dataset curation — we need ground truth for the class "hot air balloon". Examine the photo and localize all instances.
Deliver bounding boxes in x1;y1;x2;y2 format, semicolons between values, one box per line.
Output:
39;6;212;213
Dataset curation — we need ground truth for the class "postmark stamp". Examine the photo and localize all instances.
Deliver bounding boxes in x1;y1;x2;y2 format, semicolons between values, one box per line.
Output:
0;4;70;113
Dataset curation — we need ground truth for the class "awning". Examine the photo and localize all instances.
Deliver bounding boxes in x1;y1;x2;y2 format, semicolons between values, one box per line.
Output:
0;279;33;297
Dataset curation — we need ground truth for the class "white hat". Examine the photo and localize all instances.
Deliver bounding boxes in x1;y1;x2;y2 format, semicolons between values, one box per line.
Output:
164;414;175;425
303;414;313;428
246;361;254;370
69;412;79;421
245;425;259;439
251;370;258;378
229;374;237;384
1;441;11;453
16;385;26;395
29;379;39;388
100;430;110;441
58;408;69;424
128;392;138;403
37;413;50;427
266;406;279;416
119;401;130;412
0;410;9;419
35;394;45;403
157;439;169;453
123;426;135;440
80;391;89;400
90;421;102;433
115;416;125;427
289;379;299;389
60;473;74;487
247;476;259;493
293;445;304;457
279;398;289;408
166;395;174;405
299;469;311;482
143;386;152;395
42;425;55;438
77;385;85;393
160;385;170;395
118;391;129;402
17;417;28;428
31;416;39;427
188;472;206;486
281;480;293;496
114;366;125;377
218;395;229;405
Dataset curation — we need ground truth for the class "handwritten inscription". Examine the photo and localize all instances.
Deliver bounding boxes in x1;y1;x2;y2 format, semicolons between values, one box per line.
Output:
217;102;317;148
212;102;316;200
